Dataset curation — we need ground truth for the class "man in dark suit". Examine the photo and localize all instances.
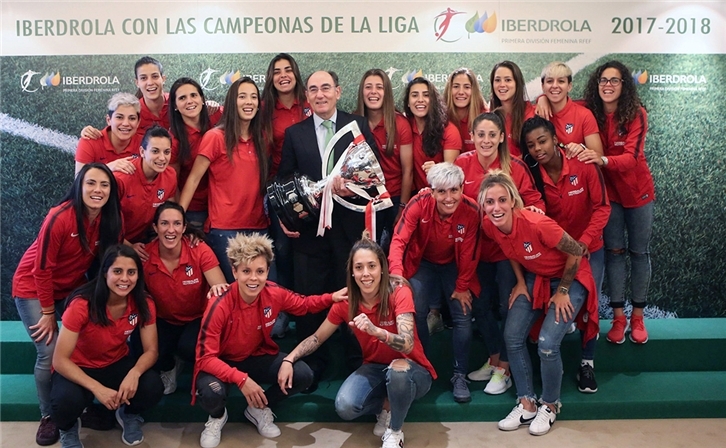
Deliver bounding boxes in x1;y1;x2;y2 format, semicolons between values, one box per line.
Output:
277;70;379;386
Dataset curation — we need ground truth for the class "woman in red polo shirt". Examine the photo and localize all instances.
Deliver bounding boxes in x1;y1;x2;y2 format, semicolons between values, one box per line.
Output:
280;235;435;448
479;170;597;436
403;77;462;192
12;163;123;446
179;77;269;283
580;60;655;345
142;201;227;395
50;244;163;447
168;78;223;231
75;93;142;175
355;68;414;248
489;61;536;158
455;110;544;395
444;67;487;154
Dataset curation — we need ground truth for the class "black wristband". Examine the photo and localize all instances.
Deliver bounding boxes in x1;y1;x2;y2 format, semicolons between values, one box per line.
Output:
282;359;294;365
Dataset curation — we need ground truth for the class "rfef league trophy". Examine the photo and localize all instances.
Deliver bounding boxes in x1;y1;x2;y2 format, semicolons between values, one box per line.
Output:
266;121;393;239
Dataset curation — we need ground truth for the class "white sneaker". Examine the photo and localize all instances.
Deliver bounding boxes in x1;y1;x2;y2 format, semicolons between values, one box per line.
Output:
381;428;404;448
483;367;512;395
497;402;536;431
467;360;495;381
373;409;391;437
244;406;281;438
529;404;557;436
200;409;227;448
160;357;183;395
427;312;444;335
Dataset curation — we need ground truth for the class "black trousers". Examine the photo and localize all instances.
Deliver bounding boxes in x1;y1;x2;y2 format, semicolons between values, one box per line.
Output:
195;353;313;418
50;356;164;431
154;317;201;371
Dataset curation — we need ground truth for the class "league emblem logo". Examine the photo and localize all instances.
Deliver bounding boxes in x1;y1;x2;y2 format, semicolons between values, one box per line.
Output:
129;313;138;326
565;123;574;135
263;306;272;319
157;189;165;200
185;265;193;277
569;175;579;186
524;242;533;253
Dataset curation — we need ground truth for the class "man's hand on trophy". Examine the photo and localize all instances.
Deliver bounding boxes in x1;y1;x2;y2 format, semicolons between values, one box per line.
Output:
332;175;356;197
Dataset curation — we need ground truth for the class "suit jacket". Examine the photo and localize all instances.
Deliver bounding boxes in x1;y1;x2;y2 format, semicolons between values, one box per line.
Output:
278;110;380;254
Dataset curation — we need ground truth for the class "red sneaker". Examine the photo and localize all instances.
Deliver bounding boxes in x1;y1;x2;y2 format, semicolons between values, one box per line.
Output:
629;315;649;344
606;315;628;344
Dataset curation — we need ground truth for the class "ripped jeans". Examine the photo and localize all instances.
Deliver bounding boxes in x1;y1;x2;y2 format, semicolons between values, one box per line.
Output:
335;360;432;431
503;273;586;405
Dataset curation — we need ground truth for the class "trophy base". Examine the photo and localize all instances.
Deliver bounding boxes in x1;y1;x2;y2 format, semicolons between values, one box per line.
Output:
266;175;320;232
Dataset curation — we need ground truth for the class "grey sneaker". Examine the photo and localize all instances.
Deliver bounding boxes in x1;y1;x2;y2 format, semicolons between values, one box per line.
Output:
450;373;471;403
160;356;183;395
115;406;144;446
427;312;445;335
59;418;84;448
373;409;391;436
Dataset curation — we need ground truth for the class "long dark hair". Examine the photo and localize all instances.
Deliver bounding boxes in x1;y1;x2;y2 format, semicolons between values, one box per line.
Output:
261;53;307;151
490;61;529;149
472;109;511;174
57;163;122;256
168;77;212;167
520;116;558;206
346;233;409;322
584;60;644;135
444;67;486;133
403;77;446;157
218;77;269;194
152;200;205;241
68;245;151;327
355;68;398;156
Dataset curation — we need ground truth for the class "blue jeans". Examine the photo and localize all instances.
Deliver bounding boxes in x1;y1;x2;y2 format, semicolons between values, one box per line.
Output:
581;248;604;360
473;260;516;363
207;228;276;283
335;361;432;431
604;201;654;308
15;297;63;417
186;210;208;232
504;273;587;404
409;260;472;374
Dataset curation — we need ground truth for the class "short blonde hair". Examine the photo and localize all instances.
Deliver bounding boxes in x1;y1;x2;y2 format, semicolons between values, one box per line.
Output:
107;92;140;116
226;232;274;269
478;169;524;210
427;162;464;190
541;61;572;83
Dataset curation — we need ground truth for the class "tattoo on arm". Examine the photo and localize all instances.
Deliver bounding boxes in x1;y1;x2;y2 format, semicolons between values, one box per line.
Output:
559;259;580;290
556;232;585;256
389;313;415;354
290;335;320;361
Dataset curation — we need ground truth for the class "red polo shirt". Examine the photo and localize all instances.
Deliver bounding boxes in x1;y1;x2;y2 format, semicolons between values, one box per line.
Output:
270;99;311;178
327;284;437;379
550;98;599;146
410;120;462;191
504;103;536;158
115;157;178;243
138;93;170;135
143;238;219;325
75;127;142;165
370;112;413;196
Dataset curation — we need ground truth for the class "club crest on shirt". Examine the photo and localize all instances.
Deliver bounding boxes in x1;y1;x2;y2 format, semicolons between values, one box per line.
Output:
565;123;574;134
569;175;579;187
303;107;312;117
129;313;138;327
263;306;272;319
157;189;165;201
524;242;533;253
185;265;194;277
457;224;465;234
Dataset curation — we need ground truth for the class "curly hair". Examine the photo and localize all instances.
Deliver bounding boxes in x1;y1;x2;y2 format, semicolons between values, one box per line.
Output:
583;60;643;135
403;77;447;157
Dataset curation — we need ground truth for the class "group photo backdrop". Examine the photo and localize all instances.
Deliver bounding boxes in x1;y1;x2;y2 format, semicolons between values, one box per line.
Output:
2;1;725;319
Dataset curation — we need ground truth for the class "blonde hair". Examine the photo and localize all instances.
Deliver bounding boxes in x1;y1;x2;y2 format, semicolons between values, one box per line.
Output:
540;61;572;83
226;232;274;269
444;67;486;132
478;169;524;211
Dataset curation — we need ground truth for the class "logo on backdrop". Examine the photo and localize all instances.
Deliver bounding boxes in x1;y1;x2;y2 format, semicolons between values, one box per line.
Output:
20;70;41;92
220;70;241;86
198;68;265;91
199;68;219;91
434;8;465;42
635;69;708;92
633;70;649;85
434;8;497;42
465;11;497;35
20;69;119;93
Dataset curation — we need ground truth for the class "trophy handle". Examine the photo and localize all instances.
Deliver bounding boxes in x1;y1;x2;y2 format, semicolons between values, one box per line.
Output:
321;121;364;177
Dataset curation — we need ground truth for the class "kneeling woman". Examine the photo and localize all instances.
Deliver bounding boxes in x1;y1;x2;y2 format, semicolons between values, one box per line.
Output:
51;245;163;447
280;236;436;448
193;233;345;446
479;171;597;436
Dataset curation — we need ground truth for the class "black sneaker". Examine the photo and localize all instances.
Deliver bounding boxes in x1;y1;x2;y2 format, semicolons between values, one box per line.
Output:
80;403;117;431
577;364;598;393
36;415;59;446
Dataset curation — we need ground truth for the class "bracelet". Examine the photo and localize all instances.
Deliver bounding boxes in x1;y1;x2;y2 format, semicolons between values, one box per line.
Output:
399;202;406;208
282;359;294;365
558;286;569;295
41;310;56;316
384;330;391;344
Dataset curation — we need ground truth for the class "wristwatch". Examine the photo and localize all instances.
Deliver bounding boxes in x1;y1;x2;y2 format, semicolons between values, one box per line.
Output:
600;156;609;166
558;286;569;295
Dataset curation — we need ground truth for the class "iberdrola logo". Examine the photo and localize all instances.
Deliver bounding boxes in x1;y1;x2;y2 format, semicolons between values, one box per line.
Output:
466;11;497;34
633;70;648;85
219;70;241;86
40;72;61;87
401;69;424;85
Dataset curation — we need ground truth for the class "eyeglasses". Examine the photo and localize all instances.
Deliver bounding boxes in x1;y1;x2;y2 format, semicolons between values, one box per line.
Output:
598;77;622;86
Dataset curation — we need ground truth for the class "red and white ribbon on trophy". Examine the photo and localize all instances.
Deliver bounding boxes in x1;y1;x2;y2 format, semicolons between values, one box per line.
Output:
317;121;393;240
